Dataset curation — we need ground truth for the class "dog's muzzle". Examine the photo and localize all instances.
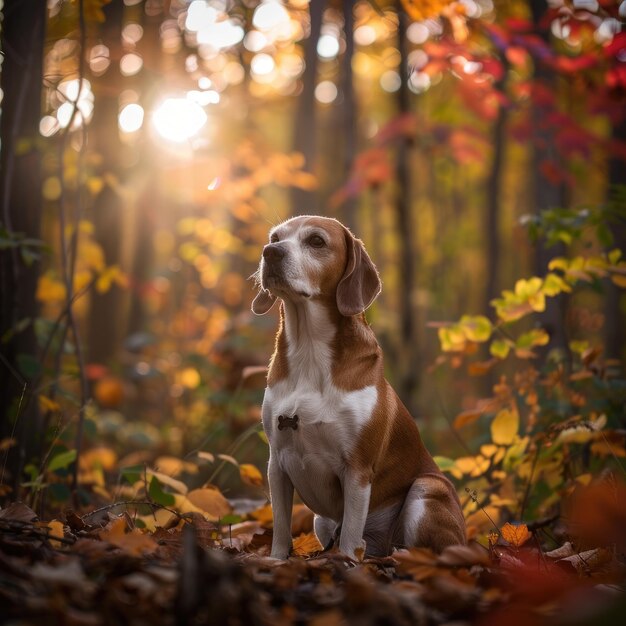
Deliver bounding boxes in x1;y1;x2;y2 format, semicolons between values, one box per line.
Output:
261;243;287;286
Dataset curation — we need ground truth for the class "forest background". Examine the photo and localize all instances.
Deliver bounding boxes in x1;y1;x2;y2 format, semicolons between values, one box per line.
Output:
1;0;626;624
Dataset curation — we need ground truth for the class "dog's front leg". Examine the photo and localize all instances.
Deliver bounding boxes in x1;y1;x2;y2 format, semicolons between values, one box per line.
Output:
268;455;294;559
339;470;371;559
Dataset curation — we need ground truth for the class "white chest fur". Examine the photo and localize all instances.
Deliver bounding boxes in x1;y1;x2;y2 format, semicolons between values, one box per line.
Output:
262;381;378;519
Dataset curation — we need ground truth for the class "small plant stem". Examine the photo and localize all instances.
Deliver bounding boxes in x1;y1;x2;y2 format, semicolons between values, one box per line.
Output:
518;442;541;520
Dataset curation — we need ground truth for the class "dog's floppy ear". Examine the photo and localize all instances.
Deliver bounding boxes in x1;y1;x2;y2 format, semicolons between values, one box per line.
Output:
336;228;381;317
251;287;277;315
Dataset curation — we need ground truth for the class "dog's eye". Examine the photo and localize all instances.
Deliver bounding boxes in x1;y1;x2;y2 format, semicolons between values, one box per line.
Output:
270;233;279;243
307;234;326;248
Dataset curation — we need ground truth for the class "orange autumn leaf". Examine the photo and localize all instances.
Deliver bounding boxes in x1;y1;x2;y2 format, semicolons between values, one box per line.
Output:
100;518;157;556
500;522;531;548
292;532;323;557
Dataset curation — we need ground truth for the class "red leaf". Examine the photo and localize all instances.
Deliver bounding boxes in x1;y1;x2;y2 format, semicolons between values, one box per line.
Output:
551;54;598;73
604;31;626;58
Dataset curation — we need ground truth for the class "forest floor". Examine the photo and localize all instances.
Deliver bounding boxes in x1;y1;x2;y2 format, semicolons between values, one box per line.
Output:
1;501;625;626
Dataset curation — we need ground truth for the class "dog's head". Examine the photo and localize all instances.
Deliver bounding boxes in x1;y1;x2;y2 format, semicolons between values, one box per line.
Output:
252;216;381;317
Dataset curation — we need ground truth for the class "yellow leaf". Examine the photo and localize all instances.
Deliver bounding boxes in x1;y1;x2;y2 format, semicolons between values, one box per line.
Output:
36;274;67;303
73;269;92;293
239;463;264;487
42;177;62;201
154;456;198;476
490;339;511;359
39;395;61;413
179;367;201;389
500;522;531;547
438;325;466;353
454;456;479;475
87;176;104;195
186;487;232;520
136;507;175;532
611;274;626;288
491;408;519;445
250;503;273;528
79;447;117;471
459;315;493;342
292;532;323;556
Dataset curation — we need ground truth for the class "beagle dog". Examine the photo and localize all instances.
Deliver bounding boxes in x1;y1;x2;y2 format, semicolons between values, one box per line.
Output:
252;216;466;559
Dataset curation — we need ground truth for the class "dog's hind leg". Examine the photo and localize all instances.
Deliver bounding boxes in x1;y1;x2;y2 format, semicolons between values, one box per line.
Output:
394;474;466;553
314;515;338;550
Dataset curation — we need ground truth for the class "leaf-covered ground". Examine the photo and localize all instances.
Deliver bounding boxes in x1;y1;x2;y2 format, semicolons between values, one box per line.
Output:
1;493;625;626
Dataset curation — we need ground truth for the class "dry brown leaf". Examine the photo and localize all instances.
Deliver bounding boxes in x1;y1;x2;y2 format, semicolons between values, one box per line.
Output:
0;502;38;523
437;543;490;567
557;548;612;575
545;541;576;559
453;409;482;430
500;522;531;548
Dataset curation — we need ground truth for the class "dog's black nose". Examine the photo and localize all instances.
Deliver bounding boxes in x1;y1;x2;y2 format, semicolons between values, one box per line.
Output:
263;244;285;262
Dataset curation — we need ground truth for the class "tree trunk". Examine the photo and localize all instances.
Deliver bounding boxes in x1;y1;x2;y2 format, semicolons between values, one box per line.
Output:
339;0;357;230
0;0;46;496
529;0;569;355
87;0;126;365
483;59;508;314
604;114;626;360
395;4;419;407
291;0;324;215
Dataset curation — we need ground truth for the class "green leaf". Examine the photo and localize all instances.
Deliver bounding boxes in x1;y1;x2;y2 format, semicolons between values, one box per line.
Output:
121;465;143;485
220;513;243;525
16;353;42;378
433;456;456;471
48;483;72;502
148;476;176;506
20;246;41;266
48;449;77;472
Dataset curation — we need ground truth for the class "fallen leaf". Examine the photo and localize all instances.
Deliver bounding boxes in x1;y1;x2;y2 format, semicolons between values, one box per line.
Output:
100;517;157;556
0;502;38;523
186;487;232;520
437;543;490;567
292;532;323;556
46;520;65;548
239;463;264;487
500;522;531;548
